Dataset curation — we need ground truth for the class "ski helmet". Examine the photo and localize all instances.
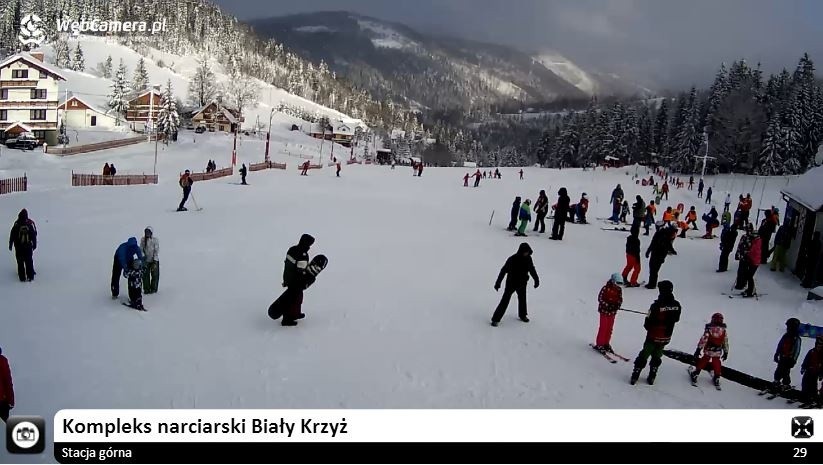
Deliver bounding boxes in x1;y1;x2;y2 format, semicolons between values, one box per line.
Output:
711;312;724;324
610;273;623;285
786;318;801;331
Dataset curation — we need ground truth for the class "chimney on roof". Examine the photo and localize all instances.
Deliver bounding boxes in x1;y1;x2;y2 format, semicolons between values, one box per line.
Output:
30;52;44;62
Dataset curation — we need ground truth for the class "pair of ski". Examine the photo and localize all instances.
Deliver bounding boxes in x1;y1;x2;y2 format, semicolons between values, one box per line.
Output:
722;292;767;300
757;386;819;408
589;344;630;364
688;366;721;390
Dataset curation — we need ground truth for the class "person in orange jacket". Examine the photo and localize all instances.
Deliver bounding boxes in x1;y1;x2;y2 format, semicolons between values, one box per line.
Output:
686;206;699;231
0;346;13;423
662;207;674;224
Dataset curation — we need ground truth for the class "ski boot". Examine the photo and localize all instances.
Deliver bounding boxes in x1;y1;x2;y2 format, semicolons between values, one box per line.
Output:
630;367;642;385
647;367;658;385
689;369;699;385
491;321;499;327
519;316;530;323
713;376;721;390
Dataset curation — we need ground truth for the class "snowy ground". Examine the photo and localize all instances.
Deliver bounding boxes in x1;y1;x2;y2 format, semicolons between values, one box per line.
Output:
0;137;820;461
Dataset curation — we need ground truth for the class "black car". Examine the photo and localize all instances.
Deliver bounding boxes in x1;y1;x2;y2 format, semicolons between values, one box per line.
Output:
195;125;206;134
5;135;39;150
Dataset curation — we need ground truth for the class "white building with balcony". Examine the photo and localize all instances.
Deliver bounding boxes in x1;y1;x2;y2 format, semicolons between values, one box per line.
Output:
0;51;65;146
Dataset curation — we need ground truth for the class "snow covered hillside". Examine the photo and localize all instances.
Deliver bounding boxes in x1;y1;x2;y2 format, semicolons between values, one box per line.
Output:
0;141;819;460
534;52;598;96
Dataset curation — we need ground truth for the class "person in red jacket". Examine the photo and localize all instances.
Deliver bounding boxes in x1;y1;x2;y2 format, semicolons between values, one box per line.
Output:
689;313;729;388
594;274;624;353
0;346;14;423
661;182;669;200
800;336;823;405
301;160;310;176
473;169;482;187
463;173;470;187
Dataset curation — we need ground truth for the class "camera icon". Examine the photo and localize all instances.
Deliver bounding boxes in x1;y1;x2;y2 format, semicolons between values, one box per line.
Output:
6;416;45;454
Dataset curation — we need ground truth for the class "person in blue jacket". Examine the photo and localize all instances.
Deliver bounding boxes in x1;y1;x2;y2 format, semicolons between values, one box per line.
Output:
112;237;144;299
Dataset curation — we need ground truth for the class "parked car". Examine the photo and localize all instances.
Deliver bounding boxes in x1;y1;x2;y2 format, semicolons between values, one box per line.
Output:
195;125;206;134
5;134;39;150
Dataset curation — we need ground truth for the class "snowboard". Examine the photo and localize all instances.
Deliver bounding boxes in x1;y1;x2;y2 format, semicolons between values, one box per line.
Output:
122;302;147;312
601;227;629;232
268;255;328;320
799;323;823;339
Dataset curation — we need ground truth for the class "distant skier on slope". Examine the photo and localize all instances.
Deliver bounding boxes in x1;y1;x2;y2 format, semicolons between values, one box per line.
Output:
705;186;713;204
240;163;248;185
643;201;656;236
301;160;310;176
519;169;524;180
491;242;539;327
697;179;705;198
593;273;624;353
463;173;470;187
473;169;482;188
773;318;802;392
630;280;682;385
689;313;729;388
507;197;521;232
550;188;570;240
177;170;194;212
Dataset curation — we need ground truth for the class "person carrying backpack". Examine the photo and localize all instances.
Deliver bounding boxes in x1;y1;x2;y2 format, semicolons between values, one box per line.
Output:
240;163;248;185
8;209;37;282
178;170;194;212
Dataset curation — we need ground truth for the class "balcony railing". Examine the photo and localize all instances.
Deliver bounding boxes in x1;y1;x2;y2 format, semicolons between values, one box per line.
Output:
0;100;58;108
0;80;39;88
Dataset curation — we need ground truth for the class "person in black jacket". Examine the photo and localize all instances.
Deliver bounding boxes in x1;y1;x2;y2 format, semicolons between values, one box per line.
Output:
645;224;677;289
8;209;37;282
533;190;549;234
802;232;821;289
240;163;248;185
491;243;539;326
274;234;316;326
622;230;642;287
551;187;571;240
717;224;738;272
630;280;682;385
631;196;645;235
507;197;522;231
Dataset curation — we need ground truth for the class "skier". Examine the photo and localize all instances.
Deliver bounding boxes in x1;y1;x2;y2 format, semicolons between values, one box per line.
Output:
619;200;630;224
689;176;694;190
662;207;674;226
0;346;13;423
491;242;539;326
645;224;677;289
177;170;194;212
800;336;823;406
109;163;117;175
686;206;699;231
473;169;482;188
734;224;761;297
697;179;704;198
623;230;642;287
609;184;624;220
507;197;522;231
802;232;821;289
631;195;646;234
516;199;532;237
533;190;549;234
594;273;624;353
483;171;487;179
705;186;713;204
111;237;144;299
495;168;501;179
273;234;315;326
8;209;37;282
770;223;791;272
773;318;803;391
139;227;159;294
630;280;682;385
551;188;570;240
463;173;470;187
724;192;731;213
124;259;145;311
240;163;248;185
301;160;310;176
758;214;776;265
336;161;342;177
418;163;423;177
717;223;738;272
103;163;111;176
661;181;669;200
519;169;524;180
576;193;589;224
689;313;729;388
643;201;656;236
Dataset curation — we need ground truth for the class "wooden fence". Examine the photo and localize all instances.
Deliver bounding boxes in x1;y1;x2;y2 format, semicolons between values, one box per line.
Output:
188;167;233;182
46;136;148;156
296;163;323;171
71;172;158;187
347;159;363;165
0;174;27;194
249;161;287;172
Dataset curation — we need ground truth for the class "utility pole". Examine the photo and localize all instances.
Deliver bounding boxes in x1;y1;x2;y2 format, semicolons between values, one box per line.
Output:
265;108;274;163
698;128;716;178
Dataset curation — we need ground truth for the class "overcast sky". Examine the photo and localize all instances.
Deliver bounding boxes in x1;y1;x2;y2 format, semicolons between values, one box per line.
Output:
213;0;822;90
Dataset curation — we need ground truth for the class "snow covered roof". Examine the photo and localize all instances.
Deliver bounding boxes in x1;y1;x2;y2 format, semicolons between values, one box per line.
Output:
782;166;823;212
58;93;107;114
2;122;34;133
0;52;66;80
334;124;353;136
191;101;240;123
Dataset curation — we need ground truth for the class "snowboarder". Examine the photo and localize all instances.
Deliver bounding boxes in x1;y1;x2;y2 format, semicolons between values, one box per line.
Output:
103;163;111;176
533;190;549;234
473;169;482;188
703;206;720;238
631;196;646;234
301;160;310;176
8;209;37;282
686;206;699;231
697;179;704;198
619;200;630;224
630;280;682;385
111;237;144;299
270;234;316;326
139;227;159;294
623;230;642;287
551;188;570;240
770;223;791;272
717;223;738;272
507;197;521;231
689;313;729;388
177;170;194;211
519;169;524;180
336;161;342;177
124;259;145;311
491;242;539;326
0;346;13;423
802;232;821;289
705;186;713;204
645;224;677;289
594;273;624;353
240;163;248;184
463;173;470;187
734;224;761;297
800;336;823;405
773;318;803;391
516;199;532;237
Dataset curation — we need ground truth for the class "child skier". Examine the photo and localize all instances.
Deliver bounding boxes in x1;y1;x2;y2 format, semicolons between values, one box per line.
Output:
594;273;624;353
686;206;699;230
643;201;656;236
800;336;823;406
773;318;802;391
630;280;682;385
689;313;729;388
516;199;532;237
619;200;630;224
622;230;642;287
124;259;145;311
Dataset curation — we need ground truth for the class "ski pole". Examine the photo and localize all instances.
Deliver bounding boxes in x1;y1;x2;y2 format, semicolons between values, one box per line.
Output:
190;193;200;211
489;210;495;226
619;307;648;316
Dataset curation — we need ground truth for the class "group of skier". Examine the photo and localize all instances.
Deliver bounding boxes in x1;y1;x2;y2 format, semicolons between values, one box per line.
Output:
507;187;586;240
110;228;160;311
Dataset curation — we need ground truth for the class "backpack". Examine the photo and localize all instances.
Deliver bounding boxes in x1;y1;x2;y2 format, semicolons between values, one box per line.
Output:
18;222;33;246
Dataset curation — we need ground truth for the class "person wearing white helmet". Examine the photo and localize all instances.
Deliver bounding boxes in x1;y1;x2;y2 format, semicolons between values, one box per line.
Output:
690;313;729;388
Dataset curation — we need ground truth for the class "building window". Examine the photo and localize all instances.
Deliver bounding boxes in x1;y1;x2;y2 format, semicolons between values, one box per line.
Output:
0;89;7;100
30;109;46;120
31;89;47;99
12;69;29;79
33;130;46;140
71;100;78;107
90;116;97;126
0;110;6;121
39;71;47;79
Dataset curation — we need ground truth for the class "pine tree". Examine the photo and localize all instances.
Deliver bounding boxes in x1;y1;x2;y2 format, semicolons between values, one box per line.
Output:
156;79;180;143
108;59;130;126
757;116;785;175
132;57;149;92
101;55;113;79
653;98;669;159
672;87;702;173
72;42;85;72
187;56;217;107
